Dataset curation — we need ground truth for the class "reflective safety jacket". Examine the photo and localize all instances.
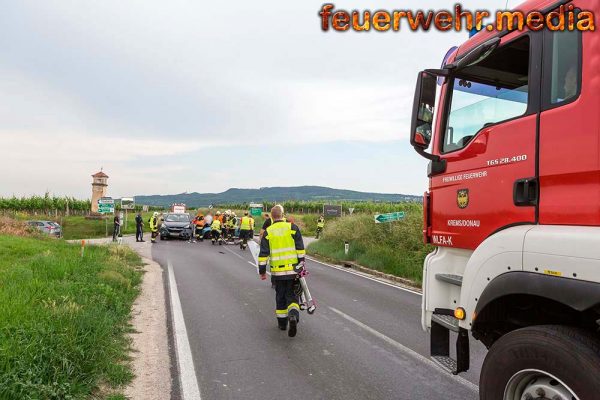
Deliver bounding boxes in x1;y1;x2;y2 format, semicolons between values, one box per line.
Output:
225;217;235;229
211;219;221;232
317;218;325;228
240;216;252;230
258;220;305;280
149;216;159;232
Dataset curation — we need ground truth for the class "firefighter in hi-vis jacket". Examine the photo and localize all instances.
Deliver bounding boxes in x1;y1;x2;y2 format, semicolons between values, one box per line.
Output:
258;205;306;337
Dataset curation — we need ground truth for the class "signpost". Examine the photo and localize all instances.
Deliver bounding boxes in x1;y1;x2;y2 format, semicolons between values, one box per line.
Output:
374;211;405;224
249;203;263;217
348;207;355;215
98;197;115;237
323;205;342;217
98;197;115;214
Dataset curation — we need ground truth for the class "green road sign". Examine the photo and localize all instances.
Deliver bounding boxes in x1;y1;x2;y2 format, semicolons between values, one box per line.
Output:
374;211;405;223
98;203;114;214
98;197;115;214
250;207;262;217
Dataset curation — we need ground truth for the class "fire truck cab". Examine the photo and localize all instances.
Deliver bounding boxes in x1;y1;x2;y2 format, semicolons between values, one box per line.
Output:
410;0;600;398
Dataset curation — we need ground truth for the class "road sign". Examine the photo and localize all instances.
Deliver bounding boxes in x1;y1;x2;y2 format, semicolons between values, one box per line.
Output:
171;203;186;214
374;211;405;223
208;204;213;209
98;197;114;214
323;205;342;217
121;197;135;210
250;203;263;216
348;207;355;215
98;203;114;214
98;197;114;205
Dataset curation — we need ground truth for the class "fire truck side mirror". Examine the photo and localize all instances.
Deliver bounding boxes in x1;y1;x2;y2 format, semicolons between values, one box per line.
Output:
410;71;437;150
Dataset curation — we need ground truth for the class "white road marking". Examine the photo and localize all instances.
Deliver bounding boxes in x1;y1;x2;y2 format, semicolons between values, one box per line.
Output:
307;256;422;296
328;306;479;393
167;261;202;400
222;246;246;261
223;246;271;275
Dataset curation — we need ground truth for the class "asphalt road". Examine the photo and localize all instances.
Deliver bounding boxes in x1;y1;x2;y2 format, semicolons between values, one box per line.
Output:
151;238;487;400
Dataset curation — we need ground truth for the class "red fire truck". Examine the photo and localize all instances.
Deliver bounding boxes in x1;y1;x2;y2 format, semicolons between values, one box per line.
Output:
410;0;599;398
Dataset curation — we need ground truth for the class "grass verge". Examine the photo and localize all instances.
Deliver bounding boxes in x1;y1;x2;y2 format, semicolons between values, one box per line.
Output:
306;207;432;285
0;235;143;399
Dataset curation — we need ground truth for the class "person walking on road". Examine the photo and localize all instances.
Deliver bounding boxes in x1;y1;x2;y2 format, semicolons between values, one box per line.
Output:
135;212;145;242
316;215;325;239
239;211;254;250
112;214;121;242
149;212;159;243
258;205;306;337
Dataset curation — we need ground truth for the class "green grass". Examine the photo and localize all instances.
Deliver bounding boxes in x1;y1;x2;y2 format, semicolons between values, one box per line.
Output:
306;207;432;285
0;235;143;399
56;213;153;240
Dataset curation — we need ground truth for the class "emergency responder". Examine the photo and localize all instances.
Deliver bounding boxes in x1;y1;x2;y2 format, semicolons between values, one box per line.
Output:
239;211;254;250
193;214;205;241
258;205;305;337
211;216;222;245
316;215;325;239
149;212;159;243
222;211;231;241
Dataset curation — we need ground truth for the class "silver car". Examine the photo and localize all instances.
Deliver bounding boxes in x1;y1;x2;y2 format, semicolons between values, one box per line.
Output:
27;220;63;238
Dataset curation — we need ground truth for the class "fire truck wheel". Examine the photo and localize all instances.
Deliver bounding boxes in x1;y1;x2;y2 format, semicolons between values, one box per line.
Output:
480;325;600;400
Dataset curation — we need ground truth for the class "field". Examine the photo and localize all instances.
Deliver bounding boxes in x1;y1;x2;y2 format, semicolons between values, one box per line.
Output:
0;233;143;399
306;203;431;285
6;212;154;241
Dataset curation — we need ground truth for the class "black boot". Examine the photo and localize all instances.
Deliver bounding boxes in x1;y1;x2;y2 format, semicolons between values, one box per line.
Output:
278;319;288;331
288;315;298;337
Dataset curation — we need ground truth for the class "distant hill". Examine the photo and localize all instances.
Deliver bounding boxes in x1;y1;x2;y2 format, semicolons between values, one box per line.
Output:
134;186;420;207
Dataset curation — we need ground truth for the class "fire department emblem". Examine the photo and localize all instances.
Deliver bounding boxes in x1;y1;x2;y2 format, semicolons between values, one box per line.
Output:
457;189;469;209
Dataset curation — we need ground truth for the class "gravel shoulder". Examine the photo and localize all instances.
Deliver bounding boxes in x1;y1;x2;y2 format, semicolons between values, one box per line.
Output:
75;236;172;399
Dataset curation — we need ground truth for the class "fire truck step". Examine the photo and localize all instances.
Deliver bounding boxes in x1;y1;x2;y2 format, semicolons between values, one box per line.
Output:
435;273;463;286
431;355;458;374
431;313;460;332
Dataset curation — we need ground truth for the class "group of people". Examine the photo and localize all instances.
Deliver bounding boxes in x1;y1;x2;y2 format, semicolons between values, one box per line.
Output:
189;209;256;248
112;212;146;242
133;206;326;338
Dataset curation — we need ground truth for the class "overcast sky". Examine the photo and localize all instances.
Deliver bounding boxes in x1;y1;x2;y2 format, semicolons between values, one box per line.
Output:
0;0;511;199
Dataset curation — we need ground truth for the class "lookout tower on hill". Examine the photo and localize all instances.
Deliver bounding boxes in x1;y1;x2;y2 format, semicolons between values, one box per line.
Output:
91;169;109;213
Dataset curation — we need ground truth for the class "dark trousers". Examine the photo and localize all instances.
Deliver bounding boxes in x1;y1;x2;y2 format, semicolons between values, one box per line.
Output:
239;229;251;247
112;224;120;241
136;225;143;241
211;230;220;241
275;279;300;324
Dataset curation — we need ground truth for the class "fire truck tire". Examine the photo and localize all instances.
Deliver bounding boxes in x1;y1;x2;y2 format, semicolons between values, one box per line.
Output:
480;325;600;400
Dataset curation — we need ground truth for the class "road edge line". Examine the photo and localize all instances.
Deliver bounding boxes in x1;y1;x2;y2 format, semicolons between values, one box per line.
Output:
167;260;202;400
306;256;422;296
328;306;479;393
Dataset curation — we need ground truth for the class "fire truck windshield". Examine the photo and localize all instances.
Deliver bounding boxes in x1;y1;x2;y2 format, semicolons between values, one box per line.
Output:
442;36;530;153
